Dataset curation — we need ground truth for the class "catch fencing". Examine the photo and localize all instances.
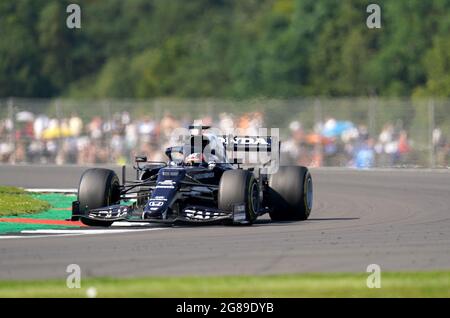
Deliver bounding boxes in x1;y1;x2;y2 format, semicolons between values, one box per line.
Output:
0;97;448;168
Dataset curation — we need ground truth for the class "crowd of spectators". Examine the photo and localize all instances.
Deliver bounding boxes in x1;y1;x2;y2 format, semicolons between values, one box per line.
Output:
0;110;449;168
282;119;424;168
0;111;264;165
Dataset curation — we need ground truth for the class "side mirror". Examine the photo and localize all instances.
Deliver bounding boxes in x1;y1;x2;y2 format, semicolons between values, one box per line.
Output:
165;147;173;161
135;155;147;163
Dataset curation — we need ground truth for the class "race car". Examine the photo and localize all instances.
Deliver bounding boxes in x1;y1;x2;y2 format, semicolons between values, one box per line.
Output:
71;126;313;226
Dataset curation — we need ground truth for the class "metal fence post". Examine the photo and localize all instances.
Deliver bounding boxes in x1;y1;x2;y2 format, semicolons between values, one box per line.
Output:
428;99;436;169
154;99;161;123
7;98;16;164
368;97;377;167
55;99;63;164
314;98;323;167
103;100;112;161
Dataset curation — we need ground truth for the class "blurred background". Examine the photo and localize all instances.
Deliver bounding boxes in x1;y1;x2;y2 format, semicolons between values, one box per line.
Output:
0;0;449;168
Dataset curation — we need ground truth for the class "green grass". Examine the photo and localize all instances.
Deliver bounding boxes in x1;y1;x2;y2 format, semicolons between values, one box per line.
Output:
0;186;51;216
0;272;449;298
0;186;26;194
0;193;77;234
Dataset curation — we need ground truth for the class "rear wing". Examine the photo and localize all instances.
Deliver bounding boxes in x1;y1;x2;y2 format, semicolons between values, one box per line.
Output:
186;125;280;167
188;125;278;152
219;136;276;152
219;135;280;168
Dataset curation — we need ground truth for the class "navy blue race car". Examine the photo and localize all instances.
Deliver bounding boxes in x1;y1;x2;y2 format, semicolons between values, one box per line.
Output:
71;126;313;226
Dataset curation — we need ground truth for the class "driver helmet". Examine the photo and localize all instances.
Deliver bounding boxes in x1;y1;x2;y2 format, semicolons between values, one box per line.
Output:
184;153;205;165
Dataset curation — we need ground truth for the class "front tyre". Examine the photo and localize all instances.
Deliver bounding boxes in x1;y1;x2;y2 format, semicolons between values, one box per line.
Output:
268;166;313;221
218;170;259;224
78;168;120;227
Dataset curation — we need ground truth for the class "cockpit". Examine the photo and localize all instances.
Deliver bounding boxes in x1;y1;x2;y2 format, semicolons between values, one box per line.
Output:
182;134;228;165
165;133;229;166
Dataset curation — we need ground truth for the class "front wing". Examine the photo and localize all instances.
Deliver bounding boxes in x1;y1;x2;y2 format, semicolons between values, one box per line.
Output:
71;201;249;225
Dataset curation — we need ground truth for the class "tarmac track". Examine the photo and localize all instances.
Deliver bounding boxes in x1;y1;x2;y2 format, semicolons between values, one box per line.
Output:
0;165;449;280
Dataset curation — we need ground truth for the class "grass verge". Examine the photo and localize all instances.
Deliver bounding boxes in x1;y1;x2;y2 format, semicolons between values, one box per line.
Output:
0;272;449;298
0;186;51;216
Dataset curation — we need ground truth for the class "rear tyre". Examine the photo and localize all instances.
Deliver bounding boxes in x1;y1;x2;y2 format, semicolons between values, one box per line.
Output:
78;168;120;227
268;166;313;221
218;170;259;224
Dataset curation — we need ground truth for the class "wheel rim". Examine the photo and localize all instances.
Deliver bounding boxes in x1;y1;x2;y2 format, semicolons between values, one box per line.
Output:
249;181;259;214
305;175;313;211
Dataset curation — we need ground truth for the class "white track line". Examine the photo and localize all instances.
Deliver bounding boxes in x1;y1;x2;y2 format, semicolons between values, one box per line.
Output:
0;234;80;240
25;188;77;193
112;222;154;227
0;227;167;240
20;227;166;235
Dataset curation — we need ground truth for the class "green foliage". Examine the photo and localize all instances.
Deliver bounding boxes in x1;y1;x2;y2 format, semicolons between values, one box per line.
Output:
414;35;450;97
1;0;450;98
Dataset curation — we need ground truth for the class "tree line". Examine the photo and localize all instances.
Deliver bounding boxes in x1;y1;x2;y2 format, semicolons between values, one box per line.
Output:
1;0;450;98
